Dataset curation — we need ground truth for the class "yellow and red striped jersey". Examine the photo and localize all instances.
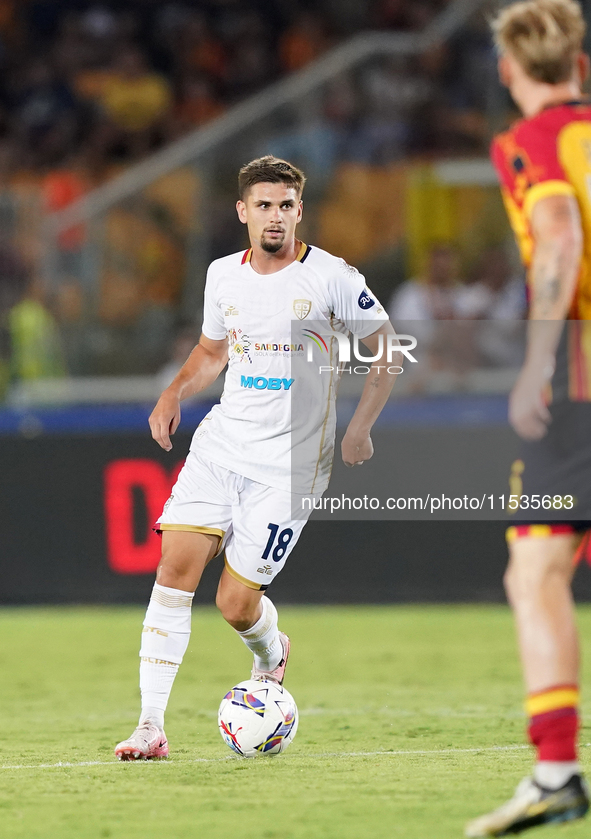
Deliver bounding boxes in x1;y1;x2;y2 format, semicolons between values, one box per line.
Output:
492;100;591;399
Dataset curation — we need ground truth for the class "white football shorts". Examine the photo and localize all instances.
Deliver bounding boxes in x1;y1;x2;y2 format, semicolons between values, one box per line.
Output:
156;449;320;590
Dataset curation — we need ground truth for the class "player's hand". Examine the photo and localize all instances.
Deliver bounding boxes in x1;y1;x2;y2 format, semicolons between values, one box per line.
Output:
509;367;552;440
149;389;182;451
341;430;374;467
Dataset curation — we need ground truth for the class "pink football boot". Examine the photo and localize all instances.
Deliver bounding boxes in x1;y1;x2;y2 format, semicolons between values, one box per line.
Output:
251;632;290;685
115;722;169;761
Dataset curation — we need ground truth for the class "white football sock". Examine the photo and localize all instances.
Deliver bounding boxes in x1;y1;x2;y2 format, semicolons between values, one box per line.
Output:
138;583;194;728
535;761;581;790
236;596;282;671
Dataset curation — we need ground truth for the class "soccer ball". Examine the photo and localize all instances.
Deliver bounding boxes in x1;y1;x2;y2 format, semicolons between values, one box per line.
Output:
218;679;298;757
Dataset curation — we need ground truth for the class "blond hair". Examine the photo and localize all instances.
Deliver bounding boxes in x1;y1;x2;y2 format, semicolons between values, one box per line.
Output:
492;0;586;83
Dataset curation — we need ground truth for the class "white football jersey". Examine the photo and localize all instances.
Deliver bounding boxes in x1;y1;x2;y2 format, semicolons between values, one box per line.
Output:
195;242;387;494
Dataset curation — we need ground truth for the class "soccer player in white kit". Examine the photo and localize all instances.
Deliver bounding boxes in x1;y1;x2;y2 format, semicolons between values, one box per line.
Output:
115;156;399;760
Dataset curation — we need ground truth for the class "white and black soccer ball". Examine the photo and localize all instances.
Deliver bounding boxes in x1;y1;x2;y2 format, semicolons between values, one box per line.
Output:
218;679;298;757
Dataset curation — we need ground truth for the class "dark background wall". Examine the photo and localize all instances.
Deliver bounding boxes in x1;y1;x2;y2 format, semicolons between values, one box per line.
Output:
2;430;591;605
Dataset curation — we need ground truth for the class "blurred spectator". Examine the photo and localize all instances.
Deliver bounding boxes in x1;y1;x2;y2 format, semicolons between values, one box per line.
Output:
388;243;480;321
422;103;490;154
388;243;486;390
170;73;225;138
464;246;526;321
446;13;497;112
53;13;93;79
42;150;93;281
10;282;66;381
177;11;227;83
347;56;432;163
224;11;274;101
279;11;330;73
415;53;491;159
227;41;273;101
465;245;526;368
0;246;65;391
267;97;344;189
10;60;79;166
92;47;172;161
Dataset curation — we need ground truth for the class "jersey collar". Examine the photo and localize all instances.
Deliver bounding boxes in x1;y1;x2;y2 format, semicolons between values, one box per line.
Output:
540;97;590;112
241;241;311;265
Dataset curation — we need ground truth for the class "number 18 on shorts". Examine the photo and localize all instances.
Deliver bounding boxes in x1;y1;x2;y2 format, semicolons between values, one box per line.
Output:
157;449;320;591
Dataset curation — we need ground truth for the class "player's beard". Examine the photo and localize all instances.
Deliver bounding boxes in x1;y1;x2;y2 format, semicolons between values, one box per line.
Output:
260;231;285;253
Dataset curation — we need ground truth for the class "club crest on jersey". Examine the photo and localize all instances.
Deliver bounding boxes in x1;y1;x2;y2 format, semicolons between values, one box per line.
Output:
293;299;312;320
358;290;375;310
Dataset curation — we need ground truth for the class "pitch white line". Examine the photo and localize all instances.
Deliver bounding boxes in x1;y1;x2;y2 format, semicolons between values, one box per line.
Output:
299;707;526;719
5;743;591;771
0;758;234;770
144;707;544;720
2;742;590;772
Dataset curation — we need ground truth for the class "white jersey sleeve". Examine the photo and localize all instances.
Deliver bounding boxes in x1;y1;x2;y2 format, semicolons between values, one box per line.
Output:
201;265;226;341
326;257;387;339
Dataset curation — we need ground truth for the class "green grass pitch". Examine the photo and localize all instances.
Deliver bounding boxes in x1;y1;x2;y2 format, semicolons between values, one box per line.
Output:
1;604;590;839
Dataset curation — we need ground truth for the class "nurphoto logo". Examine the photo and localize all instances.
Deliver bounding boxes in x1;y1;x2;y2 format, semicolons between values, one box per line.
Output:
302;331;418;375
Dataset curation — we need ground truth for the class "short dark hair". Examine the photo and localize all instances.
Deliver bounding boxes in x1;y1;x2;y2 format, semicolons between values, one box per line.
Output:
238;155;306;200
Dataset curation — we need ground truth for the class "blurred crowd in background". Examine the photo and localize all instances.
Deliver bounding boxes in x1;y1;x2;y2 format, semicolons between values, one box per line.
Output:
0;0;528;399
0;0;494;172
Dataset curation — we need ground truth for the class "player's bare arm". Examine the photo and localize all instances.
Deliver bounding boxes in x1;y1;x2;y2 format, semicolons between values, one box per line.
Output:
341;321;399;467
509;193;583;440
149;335;228;451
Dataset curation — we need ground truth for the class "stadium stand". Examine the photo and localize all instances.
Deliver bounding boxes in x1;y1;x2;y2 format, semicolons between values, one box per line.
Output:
0;0;519;389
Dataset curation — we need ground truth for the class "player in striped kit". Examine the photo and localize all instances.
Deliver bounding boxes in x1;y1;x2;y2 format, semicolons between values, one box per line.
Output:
466;2;591;835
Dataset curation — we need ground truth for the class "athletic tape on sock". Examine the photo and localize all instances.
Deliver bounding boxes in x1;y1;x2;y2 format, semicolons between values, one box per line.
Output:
140;583;194;665
138;584;195;725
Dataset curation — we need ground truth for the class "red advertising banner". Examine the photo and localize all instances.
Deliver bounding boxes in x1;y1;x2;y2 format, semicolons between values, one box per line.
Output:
104;459;183;574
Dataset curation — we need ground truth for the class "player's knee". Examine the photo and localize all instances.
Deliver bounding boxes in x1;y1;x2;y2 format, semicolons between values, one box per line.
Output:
504;552;542;605
216;591;257;631
216;599;249;628
156;553;192;590
504;550;566;606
